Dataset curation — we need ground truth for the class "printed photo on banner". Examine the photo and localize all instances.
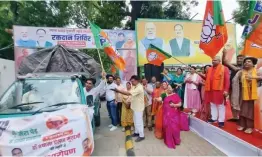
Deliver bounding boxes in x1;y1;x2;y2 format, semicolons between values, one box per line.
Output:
0;106;94;156
136;19;237;66
104;30;137;81
13;26;96;49
14;47;36;72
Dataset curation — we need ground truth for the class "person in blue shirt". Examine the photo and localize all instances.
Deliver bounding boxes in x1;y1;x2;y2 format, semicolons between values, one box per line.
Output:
115;33;125;49
161;68;174;84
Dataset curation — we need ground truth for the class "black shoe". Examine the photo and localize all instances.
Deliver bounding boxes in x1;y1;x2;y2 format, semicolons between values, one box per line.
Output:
148;127;153;131
227;118;239;122
207;119;217;123
218;122;224;128
132;133;139;137
135;137;145;142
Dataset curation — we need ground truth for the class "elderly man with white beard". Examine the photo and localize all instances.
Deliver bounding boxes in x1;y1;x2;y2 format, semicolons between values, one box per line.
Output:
138;22;164;61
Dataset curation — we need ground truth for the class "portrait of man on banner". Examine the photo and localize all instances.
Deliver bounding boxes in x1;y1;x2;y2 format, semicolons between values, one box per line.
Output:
16;27;36;48
167;24;195;57
138;22;164;59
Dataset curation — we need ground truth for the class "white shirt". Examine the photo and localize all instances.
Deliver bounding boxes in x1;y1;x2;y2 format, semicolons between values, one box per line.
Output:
105;83;117;101
115;84;125;103
144;84;153;106
22;91;42;103
83;79;106;102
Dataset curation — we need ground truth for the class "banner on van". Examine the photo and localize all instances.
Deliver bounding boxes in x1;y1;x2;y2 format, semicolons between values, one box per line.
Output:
0;105;94;156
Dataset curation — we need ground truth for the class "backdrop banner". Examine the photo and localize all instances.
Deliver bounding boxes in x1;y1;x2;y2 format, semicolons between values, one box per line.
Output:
13;26;137;80
135;19;237;66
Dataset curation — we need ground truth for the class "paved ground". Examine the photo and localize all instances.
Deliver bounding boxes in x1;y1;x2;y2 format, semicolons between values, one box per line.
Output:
92;101;225;156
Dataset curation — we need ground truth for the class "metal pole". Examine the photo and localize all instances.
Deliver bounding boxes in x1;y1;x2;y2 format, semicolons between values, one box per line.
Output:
190;13;198;21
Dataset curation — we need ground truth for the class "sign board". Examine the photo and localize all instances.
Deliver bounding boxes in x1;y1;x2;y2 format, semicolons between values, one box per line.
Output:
0;105;94;156
13;26;137;81
136;19;237;66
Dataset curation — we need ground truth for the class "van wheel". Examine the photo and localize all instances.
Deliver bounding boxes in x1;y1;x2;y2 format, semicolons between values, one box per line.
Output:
95;109;101;127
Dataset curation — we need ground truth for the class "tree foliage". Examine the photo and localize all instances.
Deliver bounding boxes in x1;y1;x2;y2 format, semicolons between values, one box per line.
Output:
126;0;198;29
232;0;250;26
0;0;198;69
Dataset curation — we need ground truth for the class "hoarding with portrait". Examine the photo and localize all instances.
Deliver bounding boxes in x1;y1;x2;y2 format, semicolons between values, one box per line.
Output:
0;105;94;156
136;19;237;66
13;26;137;80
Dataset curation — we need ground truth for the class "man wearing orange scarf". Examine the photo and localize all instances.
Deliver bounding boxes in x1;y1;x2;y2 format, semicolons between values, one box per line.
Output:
205;56;230;128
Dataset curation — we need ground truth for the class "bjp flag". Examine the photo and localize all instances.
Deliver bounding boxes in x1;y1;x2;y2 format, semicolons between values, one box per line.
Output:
146;44;172;66
241;1;262;58
89;21;126;70
199;0;228;59
242;40;262;58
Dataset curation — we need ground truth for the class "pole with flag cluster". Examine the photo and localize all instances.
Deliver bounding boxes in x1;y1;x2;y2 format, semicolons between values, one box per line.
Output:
89;21;126;71
241;0;262;58
199;0;228;59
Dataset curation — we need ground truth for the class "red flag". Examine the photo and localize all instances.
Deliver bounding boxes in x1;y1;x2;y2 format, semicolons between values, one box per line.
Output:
199;0;228;59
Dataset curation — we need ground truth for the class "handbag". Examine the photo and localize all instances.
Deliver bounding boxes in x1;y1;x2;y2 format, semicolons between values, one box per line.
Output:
180;112;190;131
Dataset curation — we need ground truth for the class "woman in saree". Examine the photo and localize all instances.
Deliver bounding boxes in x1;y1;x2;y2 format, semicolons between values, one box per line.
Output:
121;82;134;131
155;84;182;149
184;66;202;116
199;65;211;121
232;57;261;134
173;68;185;106
154;81;168;139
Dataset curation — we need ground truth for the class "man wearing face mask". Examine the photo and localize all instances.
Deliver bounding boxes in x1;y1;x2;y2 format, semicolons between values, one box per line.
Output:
105;74;118;131
139;22;164;61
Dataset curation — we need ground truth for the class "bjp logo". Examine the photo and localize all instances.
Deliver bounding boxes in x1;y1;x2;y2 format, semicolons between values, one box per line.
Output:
46;115;68;130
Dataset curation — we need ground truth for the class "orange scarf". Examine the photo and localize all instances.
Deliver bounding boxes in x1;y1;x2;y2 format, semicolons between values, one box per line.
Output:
205;64;225;91
241;68;258;100
152;88;163;115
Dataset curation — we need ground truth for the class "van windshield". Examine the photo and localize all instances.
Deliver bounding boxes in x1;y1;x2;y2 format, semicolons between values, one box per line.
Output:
0;78;81;114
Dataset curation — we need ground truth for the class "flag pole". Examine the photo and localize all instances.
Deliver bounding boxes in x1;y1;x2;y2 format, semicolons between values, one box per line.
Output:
96;48;105;71
171;56;190;67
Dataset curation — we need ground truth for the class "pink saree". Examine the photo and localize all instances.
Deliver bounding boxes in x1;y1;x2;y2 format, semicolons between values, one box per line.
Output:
163;93;182;149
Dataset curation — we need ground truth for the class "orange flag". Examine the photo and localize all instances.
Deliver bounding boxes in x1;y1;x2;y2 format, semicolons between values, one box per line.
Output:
111;65;117;74
241;1;262;58
199;0;228;59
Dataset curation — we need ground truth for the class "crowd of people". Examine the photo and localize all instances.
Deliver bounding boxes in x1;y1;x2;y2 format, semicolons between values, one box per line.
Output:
87;49;262;149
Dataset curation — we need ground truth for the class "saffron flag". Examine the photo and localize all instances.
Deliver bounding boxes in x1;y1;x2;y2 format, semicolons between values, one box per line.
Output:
242;1;262;58
146;44;172;66
199;0;228;59
110;65;116;74
89;21;126;70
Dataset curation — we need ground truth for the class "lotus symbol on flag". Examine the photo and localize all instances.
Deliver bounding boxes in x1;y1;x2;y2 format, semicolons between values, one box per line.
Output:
147;51;158;61
200;13;218;44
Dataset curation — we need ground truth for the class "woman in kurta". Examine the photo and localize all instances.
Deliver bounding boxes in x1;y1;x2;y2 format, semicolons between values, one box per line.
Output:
121;82;133;131
184;66;202;115
173;68;185;104
155;84;182;149
232;57;261;134
199;65;211;121
154;81;168;139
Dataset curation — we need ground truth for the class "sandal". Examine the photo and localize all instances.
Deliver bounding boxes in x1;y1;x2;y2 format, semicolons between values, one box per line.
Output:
237;126;244;131
244;128;253;134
